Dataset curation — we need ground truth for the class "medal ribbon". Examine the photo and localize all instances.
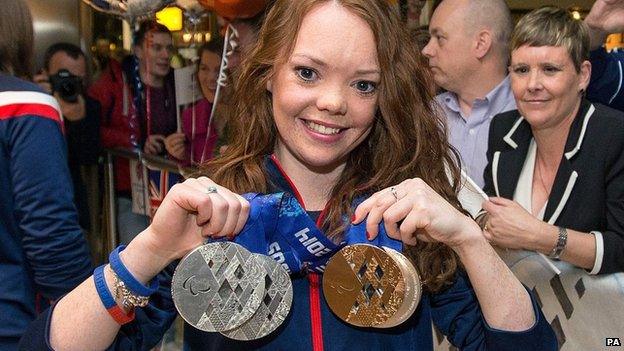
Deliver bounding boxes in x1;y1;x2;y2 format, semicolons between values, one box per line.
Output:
231;192;403;275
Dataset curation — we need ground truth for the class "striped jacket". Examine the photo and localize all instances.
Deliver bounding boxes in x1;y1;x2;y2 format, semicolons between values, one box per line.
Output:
0;74;91;350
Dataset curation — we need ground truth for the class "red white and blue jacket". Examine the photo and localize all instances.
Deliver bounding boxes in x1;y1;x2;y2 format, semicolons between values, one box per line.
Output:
0;74;92;350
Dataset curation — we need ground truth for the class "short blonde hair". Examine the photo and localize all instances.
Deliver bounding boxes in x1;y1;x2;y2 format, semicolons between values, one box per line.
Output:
511;6;589;72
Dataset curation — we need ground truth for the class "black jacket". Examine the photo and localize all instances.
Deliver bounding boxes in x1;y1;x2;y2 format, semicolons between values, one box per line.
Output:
64;95;101;229
483;100;624;274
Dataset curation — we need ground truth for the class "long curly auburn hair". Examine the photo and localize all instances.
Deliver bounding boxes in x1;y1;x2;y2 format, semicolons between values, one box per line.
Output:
202;0;463;292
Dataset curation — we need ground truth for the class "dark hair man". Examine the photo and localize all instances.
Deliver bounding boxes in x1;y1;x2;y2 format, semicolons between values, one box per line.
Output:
34;43;101;230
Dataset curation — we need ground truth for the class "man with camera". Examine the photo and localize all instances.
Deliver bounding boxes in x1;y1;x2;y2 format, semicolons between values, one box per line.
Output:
34;43;101;232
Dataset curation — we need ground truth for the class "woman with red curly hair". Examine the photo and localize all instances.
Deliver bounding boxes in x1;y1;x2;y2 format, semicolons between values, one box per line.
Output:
23;1;556;350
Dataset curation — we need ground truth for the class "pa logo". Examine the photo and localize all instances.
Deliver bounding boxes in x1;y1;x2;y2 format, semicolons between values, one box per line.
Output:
606;337;622;347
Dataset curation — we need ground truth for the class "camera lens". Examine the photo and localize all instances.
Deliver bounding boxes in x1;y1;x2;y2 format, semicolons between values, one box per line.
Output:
59;81;78;102
50;69;82;103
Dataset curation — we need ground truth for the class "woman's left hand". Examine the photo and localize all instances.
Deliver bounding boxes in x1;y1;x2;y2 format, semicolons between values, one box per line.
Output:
164;132;188;160
353;178;482;249
481;197;545;250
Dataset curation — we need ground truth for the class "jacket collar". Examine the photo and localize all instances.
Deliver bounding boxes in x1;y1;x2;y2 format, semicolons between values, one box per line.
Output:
493;100;595;224
502;100;595;158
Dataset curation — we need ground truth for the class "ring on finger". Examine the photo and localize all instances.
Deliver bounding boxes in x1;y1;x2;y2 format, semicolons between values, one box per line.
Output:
483;220;489;232
390;186;399;202
204;185;218;194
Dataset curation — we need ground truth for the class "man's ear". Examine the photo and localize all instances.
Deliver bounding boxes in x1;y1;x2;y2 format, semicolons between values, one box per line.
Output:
474;29;493;59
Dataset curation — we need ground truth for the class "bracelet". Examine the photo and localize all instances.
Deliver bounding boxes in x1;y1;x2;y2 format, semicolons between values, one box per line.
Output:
110;268;151;310
109;245;159;296
93;265;135;325
548;227;568;259
475;212;489;231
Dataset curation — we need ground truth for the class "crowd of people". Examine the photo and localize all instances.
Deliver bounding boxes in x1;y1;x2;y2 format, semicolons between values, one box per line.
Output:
1;0;623;350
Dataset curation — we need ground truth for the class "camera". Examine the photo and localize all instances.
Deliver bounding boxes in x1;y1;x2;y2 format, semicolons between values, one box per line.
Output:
49;69;83;103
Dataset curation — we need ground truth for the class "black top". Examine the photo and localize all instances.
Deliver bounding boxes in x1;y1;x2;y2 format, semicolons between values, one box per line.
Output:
483;100;624;274
64;96;101;229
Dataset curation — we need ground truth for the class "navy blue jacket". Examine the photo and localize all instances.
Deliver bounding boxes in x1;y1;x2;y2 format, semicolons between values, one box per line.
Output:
20;157;557;350
0;74;92;350
587;48;624;112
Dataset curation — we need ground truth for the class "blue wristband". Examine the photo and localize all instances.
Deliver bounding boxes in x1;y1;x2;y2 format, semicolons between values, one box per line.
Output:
94;265;116;309
93;264;136;324
109;245;159;296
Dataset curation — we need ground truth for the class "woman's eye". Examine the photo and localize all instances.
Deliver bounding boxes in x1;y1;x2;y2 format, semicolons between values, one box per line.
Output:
296;67;317;81
544;66;560;74
513;66;529;74
355;81;377;94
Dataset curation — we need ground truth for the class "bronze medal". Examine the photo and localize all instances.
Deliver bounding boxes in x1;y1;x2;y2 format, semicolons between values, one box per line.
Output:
376;246;421;328
322;244;405;327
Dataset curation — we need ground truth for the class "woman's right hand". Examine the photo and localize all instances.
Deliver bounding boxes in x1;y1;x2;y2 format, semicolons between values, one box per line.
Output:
481;197;546;251
121;177;250;282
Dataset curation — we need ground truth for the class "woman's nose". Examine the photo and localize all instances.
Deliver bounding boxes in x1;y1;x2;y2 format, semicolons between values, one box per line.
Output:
526;70;543;92
316;84;347;115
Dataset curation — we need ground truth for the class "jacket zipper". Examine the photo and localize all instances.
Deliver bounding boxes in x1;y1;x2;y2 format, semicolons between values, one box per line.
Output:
270;154;325;351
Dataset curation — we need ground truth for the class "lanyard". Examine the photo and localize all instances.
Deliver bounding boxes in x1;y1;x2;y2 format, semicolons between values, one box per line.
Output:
232;192;402;275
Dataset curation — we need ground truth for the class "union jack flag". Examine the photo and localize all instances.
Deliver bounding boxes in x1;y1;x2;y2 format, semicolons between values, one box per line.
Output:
148;168;182;218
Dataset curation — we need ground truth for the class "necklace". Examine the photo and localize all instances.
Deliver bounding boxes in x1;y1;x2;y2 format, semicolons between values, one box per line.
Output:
535;158;552;197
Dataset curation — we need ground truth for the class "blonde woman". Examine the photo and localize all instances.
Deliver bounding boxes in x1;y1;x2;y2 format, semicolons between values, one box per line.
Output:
481;6;624;349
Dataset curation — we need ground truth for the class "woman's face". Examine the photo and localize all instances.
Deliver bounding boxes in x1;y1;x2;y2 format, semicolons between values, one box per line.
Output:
268;2;380;172
510;45;590;131
198;50;221;102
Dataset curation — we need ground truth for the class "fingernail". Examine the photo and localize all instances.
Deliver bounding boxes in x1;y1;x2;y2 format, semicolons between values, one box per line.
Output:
227;234;235;241
351;214;356;223
366;231;371;240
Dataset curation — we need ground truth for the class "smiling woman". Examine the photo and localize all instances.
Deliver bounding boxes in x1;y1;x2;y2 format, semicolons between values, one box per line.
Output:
481;6;624;349
22;1;557;350
267;2;380;195
509;45;590;132
165;40;224;164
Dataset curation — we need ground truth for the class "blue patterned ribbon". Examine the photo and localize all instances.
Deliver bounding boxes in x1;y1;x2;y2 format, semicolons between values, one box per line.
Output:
228;192;403;275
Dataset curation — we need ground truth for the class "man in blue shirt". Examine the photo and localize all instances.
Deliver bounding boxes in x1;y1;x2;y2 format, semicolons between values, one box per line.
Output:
422;0;515;188
423;0;624;188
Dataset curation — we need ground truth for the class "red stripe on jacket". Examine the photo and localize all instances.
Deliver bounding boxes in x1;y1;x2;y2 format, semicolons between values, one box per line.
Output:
0;103;62;123
270;154;325;351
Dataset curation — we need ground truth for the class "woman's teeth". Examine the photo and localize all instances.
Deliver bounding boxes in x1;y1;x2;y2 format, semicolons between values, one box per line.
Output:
305;120;341;135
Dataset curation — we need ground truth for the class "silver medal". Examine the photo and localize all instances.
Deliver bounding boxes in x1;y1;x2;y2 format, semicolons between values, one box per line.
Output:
220;254;293;340
172;242;265;332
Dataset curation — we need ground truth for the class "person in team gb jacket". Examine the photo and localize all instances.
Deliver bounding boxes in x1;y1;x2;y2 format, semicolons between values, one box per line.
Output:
0;1;91;350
